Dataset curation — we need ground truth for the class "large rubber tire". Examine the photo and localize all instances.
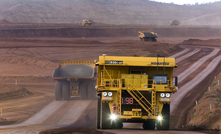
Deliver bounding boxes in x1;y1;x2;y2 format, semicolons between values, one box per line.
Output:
88;81;97;100
143;120;155;130
96;97;101;129
62;82;70;100
100;101;112;129
157;104;170;130
80;81;88;100
112;120;123;129
148;38;152;42
55;82;62;101
152;38;157;42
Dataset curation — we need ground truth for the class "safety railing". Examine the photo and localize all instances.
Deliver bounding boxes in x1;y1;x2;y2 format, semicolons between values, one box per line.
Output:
103;79;120;88
152;79;172;86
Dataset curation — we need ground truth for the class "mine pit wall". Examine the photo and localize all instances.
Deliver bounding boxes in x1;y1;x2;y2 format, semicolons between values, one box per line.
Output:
0;27;219;38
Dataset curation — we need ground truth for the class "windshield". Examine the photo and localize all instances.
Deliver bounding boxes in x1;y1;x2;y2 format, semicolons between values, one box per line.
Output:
153;75;168;85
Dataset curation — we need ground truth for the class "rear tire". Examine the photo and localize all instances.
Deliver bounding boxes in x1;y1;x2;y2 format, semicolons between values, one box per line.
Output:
157;104;170;130
143;120;155;130
148;38;152;42
100;101;111;129
55;82;62;101
96;97;101;129
80;81;88;100
62;82;70;100
88;81;97;100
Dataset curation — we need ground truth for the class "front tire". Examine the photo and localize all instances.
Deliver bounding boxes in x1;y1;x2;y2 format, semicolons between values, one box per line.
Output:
96;97;101;129
112;120;123;129
55;82;62;101
157;104;170;130
143;120;155;130
80;81;88;100
100;101;112;129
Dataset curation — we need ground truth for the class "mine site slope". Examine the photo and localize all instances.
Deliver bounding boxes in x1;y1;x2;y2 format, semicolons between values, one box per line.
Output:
0;0;220;25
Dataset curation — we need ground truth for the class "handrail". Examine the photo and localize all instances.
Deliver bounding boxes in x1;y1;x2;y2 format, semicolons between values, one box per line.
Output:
127;86;153;115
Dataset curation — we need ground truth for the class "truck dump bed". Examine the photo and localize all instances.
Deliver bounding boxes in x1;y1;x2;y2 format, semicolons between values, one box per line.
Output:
52;61;96;79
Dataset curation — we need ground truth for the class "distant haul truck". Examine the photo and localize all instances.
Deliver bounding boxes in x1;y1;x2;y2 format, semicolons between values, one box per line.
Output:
52;61;97;100
138;31;158;42
96;55;178;130
170;20;180;26
82;20;95;26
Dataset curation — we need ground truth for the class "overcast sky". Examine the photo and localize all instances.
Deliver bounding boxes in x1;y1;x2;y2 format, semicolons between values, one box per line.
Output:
151;0;220;5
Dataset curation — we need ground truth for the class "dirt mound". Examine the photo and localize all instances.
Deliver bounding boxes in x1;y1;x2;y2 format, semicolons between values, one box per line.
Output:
181;38;220;46
186;72;221;130
0;85;32;101
0;26;220;38
0;0;219;25
139;42;180;57
0;19;11;24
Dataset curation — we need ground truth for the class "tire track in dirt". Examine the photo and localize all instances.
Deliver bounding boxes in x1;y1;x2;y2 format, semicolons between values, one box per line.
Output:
171;55;221;113
175;48;201;63
32;51;58;62
0;100;92;134
6;48;13;54
0;101;66;129
169;48;190;58
177;48;220;83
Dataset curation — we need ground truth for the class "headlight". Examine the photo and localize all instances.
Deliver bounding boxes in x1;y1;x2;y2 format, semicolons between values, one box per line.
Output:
103;92;107;96
160;93;165;98
110;114;117;120
166;93;170;98
95;85;98;89
158;115;162;121
108;92;112;96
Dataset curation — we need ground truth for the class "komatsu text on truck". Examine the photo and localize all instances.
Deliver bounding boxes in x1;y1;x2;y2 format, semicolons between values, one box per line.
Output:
96;55;178;130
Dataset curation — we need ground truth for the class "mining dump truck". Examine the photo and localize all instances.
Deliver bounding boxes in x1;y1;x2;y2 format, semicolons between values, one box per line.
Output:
138;31;158;42
82;20;95;26
170;20;180;26
52;61;97;100
96;55;178;130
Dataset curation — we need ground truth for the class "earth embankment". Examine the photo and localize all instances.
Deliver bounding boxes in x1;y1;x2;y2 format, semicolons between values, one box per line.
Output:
0;26;219;38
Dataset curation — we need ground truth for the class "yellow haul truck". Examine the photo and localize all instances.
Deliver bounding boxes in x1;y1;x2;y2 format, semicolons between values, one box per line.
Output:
82;20;95;26
96;55;178;130
138;31;158;42
52;61;97;100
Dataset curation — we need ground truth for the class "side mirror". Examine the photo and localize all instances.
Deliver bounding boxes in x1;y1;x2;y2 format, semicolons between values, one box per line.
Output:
175;77;178;86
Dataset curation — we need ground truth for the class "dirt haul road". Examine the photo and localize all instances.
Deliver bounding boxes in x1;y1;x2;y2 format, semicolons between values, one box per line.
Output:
0;44;220;134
